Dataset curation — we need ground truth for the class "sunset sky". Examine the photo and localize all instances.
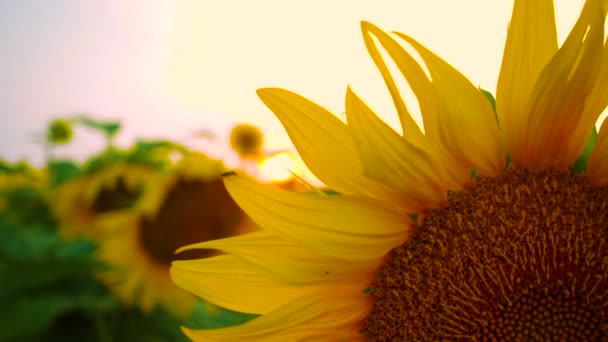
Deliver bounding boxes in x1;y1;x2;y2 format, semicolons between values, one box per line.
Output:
1;0;602;172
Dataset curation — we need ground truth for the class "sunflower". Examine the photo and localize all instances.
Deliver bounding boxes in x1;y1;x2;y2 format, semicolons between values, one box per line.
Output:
50;162;158;240
0;170;46;212
96;153;257;315
171;0;608;340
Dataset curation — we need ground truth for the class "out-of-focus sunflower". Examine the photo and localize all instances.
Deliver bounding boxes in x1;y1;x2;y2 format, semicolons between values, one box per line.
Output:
0;170;46;212
171;0;608;340
229;124;263;159
96;153;256;316
50;162;158;240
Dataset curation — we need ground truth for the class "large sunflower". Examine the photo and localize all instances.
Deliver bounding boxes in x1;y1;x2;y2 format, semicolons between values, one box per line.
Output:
171;0;608;340
50;162;159;240
96;153;256;315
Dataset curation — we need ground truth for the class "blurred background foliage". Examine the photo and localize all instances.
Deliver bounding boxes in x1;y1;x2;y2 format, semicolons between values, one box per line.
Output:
0;115;303;341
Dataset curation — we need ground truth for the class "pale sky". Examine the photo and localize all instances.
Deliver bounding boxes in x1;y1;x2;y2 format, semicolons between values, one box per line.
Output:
1;0;603;173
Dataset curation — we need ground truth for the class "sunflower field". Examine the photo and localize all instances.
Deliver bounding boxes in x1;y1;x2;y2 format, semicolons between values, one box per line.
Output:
0;116;275;341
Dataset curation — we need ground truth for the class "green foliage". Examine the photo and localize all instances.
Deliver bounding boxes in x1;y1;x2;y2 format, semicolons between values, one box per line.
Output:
47;160;82;188
75;115;122;139
185;302;259;330
81;140;188;176
0;160;37;175
0;118;259;341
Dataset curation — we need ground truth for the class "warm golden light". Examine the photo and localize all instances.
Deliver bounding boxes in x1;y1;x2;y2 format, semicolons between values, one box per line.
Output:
258;152;296;182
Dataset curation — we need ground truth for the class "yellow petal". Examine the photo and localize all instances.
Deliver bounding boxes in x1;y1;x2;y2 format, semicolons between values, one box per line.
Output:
360;21;426;151
587;119;608;186
171;254;311;314
519;0;606;169
223;173;411;262
178;229;380;285
394;33;506;177
496;0;558;163
345;87;445;212
360;21;469;190
568;33;608;167
257;87;410;207
583;37;608;123
181;291;371;342
171;254;371;316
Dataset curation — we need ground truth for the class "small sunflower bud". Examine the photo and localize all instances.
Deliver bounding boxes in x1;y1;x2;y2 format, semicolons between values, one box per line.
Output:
229;124;263;159
47;119;73;145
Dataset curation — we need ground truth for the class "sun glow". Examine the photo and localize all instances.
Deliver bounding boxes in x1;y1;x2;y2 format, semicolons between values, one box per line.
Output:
258;152;296;183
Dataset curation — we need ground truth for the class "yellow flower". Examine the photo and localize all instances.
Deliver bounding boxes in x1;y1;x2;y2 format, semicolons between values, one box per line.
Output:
0;170;46;212
50;162;157;240
171;0;608;340
96;153;257;315
229;124;264;159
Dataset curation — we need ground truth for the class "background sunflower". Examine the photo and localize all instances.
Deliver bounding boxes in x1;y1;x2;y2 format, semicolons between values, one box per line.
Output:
96;153;257;316
0;119;272;341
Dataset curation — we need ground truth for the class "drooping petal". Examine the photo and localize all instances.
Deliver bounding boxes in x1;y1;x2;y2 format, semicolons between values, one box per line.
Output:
345;87;445;212
361;21;470;190
171;254;313;314
177;229;380;285
518;0;606;169
257;87;412;208
181;291;372;342
496;0;558;163
223;173;411;262
587;118;608;186
394;33;507;177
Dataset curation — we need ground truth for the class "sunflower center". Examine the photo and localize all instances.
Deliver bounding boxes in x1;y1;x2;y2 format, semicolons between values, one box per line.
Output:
363;168;608;340
139;177;245;265
92;178;141;213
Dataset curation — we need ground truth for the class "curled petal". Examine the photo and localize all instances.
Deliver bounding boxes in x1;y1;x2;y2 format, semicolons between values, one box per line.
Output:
178;229;380;285
345;87;445;212
394;33;506;177
257;87;415;209
519;0;606;168
496;0;558;163
223;173;411;262
361;21;470;189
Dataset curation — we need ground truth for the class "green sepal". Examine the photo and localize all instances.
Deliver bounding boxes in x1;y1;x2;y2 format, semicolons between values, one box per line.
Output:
571;127;598;174
479;88;496;114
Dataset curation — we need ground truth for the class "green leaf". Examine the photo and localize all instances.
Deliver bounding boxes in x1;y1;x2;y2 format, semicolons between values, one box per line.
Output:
82;148;130;174
47;160;81;188
75;115;122;138
3;187;54;225
571;127;598;174
184;301;258;330
0;160;37;175
0;295;82;340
